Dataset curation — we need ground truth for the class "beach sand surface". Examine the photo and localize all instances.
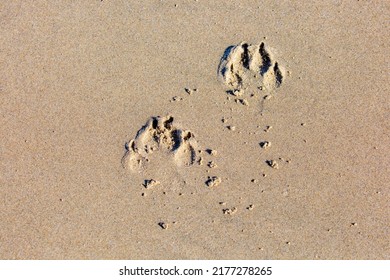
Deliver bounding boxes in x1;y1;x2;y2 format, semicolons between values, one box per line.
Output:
0;1;389;259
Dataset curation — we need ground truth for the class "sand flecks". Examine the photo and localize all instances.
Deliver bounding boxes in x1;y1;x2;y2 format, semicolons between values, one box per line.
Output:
122;115;199;171
222;207;237;215
259;141;271;149
201;148;219;174
184;87;198;95
246;204;255;210
265;157;289;169
235;98;249;106
263;125;272;132
170;96;183;102
227;125;236;131
158;222;168;229
206;149;217;156
227;88;244;97
207;161;217;168
205;176;222;187
266;159;279;169
142;179;160;189
218;42;285;92
203;150;221;185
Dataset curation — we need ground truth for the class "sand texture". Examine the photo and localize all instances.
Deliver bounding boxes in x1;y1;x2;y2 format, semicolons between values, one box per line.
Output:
1;1;389;259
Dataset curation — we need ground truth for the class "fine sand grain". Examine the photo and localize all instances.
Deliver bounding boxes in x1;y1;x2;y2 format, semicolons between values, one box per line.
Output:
1;1;389;259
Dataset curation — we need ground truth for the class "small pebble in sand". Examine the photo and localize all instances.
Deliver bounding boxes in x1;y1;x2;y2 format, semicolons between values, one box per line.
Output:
158;222;168;229
264;125;272;132
227;125;236;131
264;95;272;100
205;176;222;187
208;161;217;168
206;149;217;156
143;179;160;189
266;160;279;169
259;141;271;149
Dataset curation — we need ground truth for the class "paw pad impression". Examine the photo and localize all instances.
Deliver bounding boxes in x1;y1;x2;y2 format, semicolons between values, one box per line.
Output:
122;116;199;171
218;42;284;92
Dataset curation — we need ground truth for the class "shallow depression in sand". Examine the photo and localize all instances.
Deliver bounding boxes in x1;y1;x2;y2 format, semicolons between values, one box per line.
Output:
218;42;284;92
122;115;199;172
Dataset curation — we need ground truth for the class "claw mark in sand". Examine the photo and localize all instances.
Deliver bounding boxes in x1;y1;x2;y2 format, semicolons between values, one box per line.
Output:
218;41;285;92
122;116;199;172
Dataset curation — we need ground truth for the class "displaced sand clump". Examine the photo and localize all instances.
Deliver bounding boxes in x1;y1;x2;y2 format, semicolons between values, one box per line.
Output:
205;176;222;187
